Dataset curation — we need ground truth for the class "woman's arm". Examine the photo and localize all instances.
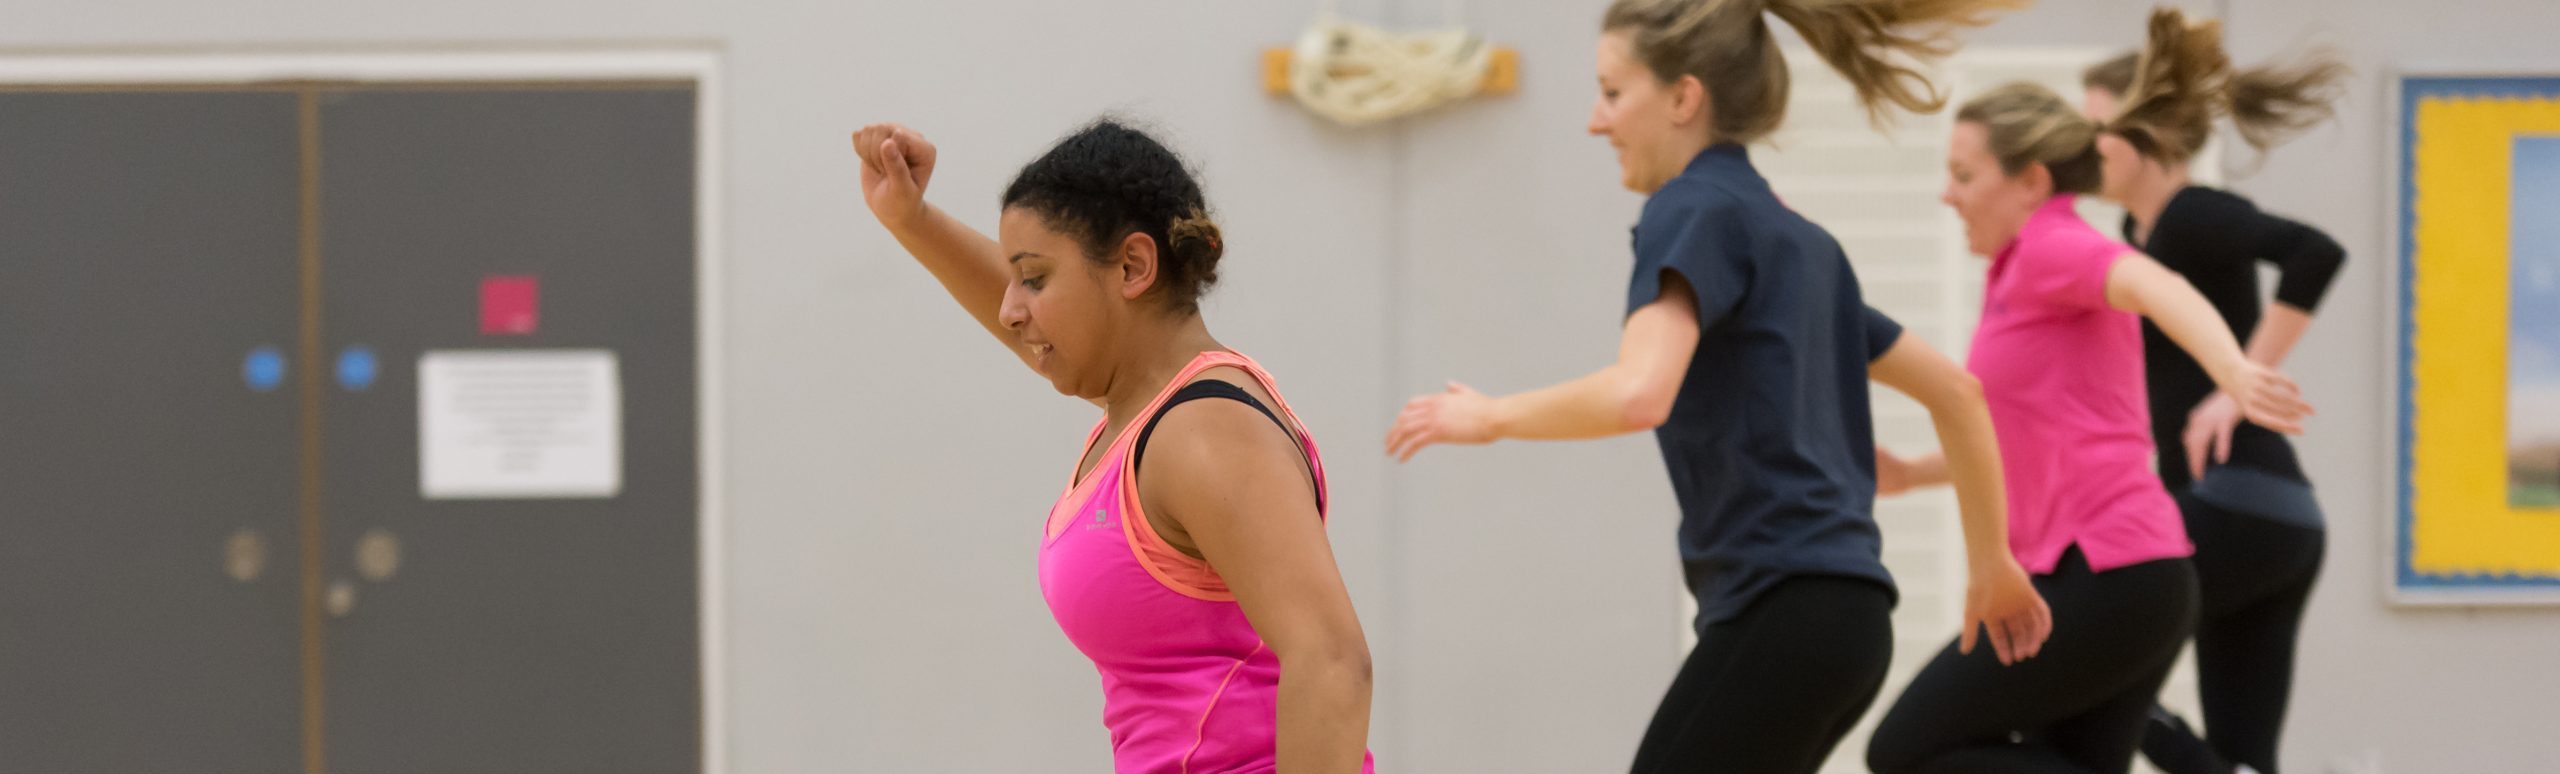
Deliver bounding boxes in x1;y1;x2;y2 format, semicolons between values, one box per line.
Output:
2179;204;2343;474
2103;253;2313;433
1868;331;2049;664
2178;303;2317;477
1385;276;1701;460
852;123;1037;372
1146;402;1370;774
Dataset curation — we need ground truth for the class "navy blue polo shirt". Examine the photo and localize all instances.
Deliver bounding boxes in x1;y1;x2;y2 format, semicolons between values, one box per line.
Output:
1626;143;1902;624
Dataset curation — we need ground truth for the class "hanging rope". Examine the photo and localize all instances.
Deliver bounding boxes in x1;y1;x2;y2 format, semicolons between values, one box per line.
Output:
1284;15;1496;127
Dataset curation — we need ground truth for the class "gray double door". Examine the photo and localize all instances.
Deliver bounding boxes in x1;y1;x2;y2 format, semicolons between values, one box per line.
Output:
1;84;700;774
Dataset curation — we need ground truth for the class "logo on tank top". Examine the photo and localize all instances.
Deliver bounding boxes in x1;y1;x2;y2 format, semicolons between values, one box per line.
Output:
1087;508;1111;530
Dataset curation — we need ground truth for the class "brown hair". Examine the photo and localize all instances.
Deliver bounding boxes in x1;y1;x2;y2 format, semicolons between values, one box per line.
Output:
1602;0;2028;144
2083;51;2139;99
1956;82;2104;195
2092;7;2349;162
2227;47;2350;152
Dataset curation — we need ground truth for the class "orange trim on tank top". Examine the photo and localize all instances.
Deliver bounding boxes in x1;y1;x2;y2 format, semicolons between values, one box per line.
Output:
1179;640;1267;774
1117;352;1329;601
1044;352;1227;542
1045;420;1115;542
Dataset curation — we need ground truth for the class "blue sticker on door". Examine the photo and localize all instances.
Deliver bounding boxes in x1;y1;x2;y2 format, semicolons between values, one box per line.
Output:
243;346;286;392
337;347;379;392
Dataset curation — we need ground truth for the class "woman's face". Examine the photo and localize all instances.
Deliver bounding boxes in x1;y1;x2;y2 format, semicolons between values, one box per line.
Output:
2094;130;2148;204
2082;85;2122;124
1590;30;1703;194
1942;121;2047;258
997;207;1137;399
2083;86;2155;204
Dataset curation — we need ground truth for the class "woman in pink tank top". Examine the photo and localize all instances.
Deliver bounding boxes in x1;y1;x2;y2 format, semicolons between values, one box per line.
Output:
853;118;1376;774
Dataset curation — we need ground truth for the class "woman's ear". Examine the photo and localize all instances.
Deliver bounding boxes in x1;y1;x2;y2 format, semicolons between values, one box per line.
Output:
1670;74;1710;127
2020;161;2057;201
1113;231;1161;302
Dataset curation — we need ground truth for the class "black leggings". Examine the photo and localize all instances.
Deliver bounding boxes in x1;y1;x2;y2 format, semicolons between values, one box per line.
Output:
1868;548;2199;774
1630;574;1894;774
2141;493;2326;774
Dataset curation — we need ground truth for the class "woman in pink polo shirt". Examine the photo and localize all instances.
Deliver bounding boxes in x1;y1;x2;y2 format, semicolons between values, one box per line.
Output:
1863;78;2313;774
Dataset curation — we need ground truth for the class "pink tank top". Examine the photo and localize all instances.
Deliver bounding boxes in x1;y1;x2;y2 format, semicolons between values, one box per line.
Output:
1036;351;1376;774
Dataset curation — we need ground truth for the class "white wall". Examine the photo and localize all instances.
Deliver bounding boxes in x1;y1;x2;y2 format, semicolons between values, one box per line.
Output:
7;1;2556;772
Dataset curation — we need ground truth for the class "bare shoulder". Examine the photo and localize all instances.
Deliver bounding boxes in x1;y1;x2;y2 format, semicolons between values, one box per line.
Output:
1149;366;1301;464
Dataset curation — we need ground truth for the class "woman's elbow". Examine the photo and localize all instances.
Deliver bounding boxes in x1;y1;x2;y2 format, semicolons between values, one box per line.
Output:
1289;640;1373;688
1937;371;1985;411
1621;377;1677;431
2310;242;2348;282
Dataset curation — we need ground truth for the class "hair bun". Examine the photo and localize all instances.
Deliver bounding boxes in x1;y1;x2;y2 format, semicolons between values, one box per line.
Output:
1168;212;1223;262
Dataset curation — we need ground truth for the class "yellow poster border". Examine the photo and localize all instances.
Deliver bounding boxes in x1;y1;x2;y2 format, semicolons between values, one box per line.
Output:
2404;88;2560;582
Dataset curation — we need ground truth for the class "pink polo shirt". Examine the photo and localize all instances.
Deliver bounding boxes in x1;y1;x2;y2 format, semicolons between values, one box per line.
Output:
1968;195;2193;574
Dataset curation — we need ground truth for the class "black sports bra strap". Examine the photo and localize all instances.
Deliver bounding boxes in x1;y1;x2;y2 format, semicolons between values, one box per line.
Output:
1132;380;1324;512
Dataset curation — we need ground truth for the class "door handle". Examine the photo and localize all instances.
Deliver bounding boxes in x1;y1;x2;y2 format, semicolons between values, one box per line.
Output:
327;529;403;619
224;528;267;583
356;528;401;582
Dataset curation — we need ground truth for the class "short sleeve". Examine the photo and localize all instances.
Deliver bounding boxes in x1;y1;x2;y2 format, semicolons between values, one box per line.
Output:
1861;305;1906;362
1627;185;1751;328
2007;224;2130;312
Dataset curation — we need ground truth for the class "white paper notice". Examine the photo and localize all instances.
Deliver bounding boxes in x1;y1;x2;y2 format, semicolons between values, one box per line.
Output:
419;349;621;499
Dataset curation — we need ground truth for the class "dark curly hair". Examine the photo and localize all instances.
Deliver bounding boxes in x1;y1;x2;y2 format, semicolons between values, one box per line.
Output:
1001;118;1223;316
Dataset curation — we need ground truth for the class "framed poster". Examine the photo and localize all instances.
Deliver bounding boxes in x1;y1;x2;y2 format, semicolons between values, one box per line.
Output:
2391;73;2560;603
